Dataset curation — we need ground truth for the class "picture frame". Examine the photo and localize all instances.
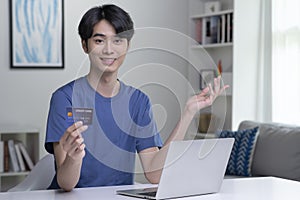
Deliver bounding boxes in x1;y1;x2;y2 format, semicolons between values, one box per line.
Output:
200;69;216;89
10;0;64;69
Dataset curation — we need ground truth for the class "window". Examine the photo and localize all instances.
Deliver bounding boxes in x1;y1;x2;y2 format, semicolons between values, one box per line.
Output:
272;0;300;125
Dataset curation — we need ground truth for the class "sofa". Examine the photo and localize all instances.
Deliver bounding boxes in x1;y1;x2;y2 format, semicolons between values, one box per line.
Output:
225;120;300;181
135;120;300;183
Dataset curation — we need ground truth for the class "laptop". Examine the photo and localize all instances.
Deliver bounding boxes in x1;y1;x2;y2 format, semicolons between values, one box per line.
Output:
117;138;234;199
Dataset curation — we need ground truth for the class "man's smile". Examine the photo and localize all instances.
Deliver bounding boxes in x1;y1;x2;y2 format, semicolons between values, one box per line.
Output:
100;57;116;66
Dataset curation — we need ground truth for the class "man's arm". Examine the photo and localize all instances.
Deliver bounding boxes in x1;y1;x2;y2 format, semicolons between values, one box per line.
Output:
138;108;197;183
139;76;229;183
53;121;87;191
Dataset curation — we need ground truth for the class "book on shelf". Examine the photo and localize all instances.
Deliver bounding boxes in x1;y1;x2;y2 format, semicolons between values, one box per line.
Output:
205;17;212;44
217;16;222;43
194;12;233;45
1;140;35;173
221;14;226;43
229;13;233;42
4;141;9;172
227;13;231;42
201;17;207;45
8;140;20;172
222;13;233;43
210;16;219;43
195;19;202;44
0;141;3;172
18;142;34;170
14;143;26;171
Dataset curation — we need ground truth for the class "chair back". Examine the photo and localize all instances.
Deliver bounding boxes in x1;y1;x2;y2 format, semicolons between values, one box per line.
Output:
8;154;55;192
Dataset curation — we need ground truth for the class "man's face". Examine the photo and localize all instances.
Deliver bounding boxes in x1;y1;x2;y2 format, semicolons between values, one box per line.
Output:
83;19;129;74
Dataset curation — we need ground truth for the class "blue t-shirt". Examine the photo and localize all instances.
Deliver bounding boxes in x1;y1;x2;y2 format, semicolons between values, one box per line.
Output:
45;77;163;189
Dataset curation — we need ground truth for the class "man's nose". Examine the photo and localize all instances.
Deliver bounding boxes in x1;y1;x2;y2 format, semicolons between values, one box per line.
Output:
102;40;113;55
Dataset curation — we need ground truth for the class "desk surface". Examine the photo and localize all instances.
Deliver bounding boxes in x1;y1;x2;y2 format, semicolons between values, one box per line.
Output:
1;177;300;200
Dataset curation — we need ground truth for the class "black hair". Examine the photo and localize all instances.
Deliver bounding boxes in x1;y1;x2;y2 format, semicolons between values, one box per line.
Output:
78;4;134;44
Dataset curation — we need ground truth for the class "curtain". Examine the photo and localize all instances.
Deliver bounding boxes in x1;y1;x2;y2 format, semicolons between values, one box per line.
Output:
232;0;273;129
255;0;272;122
272;0;300;125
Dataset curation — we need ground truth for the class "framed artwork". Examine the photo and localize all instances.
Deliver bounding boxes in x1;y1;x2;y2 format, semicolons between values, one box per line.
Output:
200;69;216;89
10;0;64;69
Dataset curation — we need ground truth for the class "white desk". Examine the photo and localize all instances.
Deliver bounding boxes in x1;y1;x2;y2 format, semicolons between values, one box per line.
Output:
1;177;300;200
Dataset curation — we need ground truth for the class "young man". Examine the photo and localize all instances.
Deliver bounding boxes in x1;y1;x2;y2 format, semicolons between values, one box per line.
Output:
45;4;228;191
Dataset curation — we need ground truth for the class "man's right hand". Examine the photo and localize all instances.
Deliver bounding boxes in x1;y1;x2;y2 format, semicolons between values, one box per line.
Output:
59;121;88;161
53;121;88;191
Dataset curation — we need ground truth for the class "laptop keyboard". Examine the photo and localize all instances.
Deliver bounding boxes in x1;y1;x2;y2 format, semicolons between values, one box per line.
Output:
138;191;157;197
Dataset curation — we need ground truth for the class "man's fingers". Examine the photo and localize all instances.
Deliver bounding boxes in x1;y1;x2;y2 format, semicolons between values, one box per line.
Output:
66;125;88;143
61;121;84;141
69;121;84;132
60;121;88;154
69;137;85;152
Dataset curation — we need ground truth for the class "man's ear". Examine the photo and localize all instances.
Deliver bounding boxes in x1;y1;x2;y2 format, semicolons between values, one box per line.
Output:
127;41;130;50
81;40;88;53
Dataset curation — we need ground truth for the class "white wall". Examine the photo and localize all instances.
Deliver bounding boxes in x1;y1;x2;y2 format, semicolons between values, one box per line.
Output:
232;0;261;129
0;0;188;157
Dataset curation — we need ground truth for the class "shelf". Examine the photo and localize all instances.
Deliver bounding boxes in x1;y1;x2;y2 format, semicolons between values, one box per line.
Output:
195;133;216;139
0;126;39;191
188;0;234;130
0;126;39;134
190;9;234;19
191;42;233;49
0;171;29;177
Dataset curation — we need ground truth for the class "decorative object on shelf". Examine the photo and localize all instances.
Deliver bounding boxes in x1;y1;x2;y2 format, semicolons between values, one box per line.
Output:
217;60;222;75
204;1;221;13
9;0;64;69
200;69;216;89
198;113;213;133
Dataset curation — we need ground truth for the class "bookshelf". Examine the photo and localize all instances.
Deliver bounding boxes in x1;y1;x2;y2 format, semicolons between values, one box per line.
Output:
191;9;233;46
188;0;234;133
0;126;39;192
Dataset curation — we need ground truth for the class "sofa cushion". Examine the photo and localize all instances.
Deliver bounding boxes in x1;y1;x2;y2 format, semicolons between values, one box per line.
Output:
217;126;259;177
238;120;300;181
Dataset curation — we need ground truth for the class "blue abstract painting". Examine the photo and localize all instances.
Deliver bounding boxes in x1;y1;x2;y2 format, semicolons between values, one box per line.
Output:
11;0;63;68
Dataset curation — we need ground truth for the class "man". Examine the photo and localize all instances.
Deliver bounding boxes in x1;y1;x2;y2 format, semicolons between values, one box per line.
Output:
45;4;228;191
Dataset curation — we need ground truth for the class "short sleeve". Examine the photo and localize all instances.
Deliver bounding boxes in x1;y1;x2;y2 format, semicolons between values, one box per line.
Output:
129;90;163;152
45;90;72;154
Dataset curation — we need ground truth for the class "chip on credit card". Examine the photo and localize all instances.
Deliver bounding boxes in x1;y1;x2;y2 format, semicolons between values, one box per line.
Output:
66;107;93;125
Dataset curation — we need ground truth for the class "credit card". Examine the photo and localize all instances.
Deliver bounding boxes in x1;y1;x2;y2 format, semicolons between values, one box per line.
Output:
66;107;93;125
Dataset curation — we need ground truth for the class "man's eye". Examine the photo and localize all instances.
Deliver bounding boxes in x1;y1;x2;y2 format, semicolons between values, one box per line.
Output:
95;39;104;44
113;38;124;44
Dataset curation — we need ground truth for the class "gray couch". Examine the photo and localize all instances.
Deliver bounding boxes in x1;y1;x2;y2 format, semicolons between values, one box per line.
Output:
136;120;300;183
237;120;300;181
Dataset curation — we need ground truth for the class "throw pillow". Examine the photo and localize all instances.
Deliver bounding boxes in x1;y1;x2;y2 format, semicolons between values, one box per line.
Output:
217;126;259;176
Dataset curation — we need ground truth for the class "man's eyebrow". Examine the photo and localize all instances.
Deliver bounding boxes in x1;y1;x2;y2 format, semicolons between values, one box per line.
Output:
92;33;106;38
